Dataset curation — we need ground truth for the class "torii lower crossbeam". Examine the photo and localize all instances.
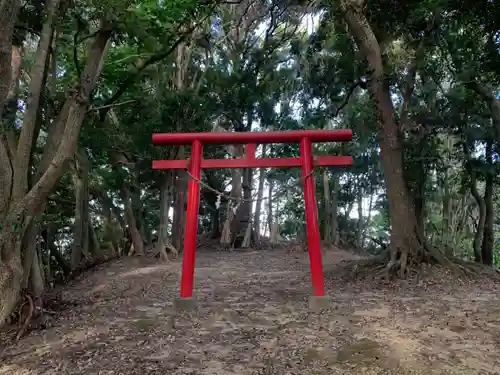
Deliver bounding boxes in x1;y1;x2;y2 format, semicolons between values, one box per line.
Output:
152;130;353;301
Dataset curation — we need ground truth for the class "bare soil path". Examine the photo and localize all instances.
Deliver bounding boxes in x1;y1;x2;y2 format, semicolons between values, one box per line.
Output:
1;248;500;374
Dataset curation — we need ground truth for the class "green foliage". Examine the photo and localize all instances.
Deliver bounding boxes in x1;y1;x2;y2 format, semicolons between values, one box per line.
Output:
9;0;499;284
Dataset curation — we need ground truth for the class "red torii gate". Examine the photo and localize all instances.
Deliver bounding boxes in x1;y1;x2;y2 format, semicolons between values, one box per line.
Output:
152;130;353;304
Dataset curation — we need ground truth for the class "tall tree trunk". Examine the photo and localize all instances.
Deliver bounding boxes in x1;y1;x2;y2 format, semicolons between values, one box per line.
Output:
157;172;172;260
356;185;363;247
235;111;254;245
21;222;39;289
412;145;426;236
331;174;339;245
0;0;20;119
0;25;112;326
131;172;144;241
71;150;91;269
223;144;243;247
19;12;56;298
204;171;221;239
323;170;332;244
30;245;44;298
363;189;374;245
210;209;220;238
42;224;70;280
481;139;494;266
101;209;121;256
170;43;190;251
450;195;468;253
441;168;453;256
88;219;100;256
172;147;187;252
341;0;447;274
2;43;22;153
253;145;267;240
121;186;144;256
231;143;252;246
0;0;20;230
108;151;143;256
463;142;485;263
267;180;274;237
12;0;59;201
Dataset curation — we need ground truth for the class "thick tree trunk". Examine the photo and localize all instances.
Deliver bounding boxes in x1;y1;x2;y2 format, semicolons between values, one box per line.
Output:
231;147;252;246
0;26;112;326
341;0;446;274
21;222;39;289
235;110;255;246
18;5;58;300
221;145;241;247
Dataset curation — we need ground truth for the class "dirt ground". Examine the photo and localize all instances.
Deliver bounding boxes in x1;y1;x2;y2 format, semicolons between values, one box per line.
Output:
1;247;500;375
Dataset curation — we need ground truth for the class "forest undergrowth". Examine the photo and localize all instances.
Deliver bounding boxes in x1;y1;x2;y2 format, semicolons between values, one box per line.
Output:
1;246;500;375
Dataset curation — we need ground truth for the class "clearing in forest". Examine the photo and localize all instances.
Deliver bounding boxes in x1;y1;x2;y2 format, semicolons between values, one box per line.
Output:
1;247;500;375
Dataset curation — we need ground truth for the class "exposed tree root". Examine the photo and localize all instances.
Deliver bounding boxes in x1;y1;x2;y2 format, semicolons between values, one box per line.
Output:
68;253;120;282
338;250;500;284
15;293;36;341
4;289;82;342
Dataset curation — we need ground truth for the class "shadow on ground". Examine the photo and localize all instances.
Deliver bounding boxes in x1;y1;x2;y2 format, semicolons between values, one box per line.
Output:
1;248;500;374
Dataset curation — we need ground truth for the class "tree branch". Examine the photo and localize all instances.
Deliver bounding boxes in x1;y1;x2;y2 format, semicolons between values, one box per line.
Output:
464;80;500;144
332;80;363;118
88;99;136;113
400;10;441;131
99;11;214;121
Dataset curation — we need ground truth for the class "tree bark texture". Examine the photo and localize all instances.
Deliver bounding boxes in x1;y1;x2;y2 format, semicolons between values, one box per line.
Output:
0;25;112;326
341;0;448;274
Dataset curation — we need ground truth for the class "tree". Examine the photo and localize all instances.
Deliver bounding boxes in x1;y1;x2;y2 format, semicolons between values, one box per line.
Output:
0;0;497;330
0;0;217;327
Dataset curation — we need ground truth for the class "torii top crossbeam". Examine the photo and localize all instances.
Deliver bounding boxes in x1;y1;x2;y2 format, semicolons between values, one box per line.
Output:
152;129;352;146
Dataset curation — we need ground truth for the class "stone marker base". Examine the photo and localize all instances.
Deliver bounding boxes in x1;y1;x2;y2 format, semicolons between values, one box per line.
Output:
174;297;197;312
309;295;330;312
